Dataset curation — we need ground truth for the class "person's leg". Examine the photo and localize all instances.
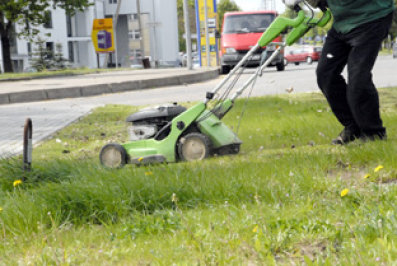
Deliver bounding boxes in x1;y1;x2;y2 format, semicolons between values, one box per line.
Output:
346;12;393;139
317;29;360;143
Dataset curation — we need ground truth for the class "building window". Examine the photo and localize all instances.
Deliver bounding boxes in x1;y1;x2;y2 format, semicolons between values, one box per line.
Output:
46;42;54;58
66;15;72;37
128;30;141;40
129;49;142;61
68;42;74;62
44;11;53;29
109;0;117;4
27;43;32;57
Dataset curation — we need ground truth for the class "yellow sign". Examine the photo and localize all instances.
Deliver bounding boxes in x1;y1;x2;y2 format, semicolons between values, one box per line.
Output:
91;18;115;53
196;0;218;66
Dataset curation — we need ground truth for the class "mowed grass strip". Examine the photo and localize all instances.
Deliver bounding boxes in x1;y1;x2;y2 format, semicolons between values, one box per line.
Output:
0;89;396;264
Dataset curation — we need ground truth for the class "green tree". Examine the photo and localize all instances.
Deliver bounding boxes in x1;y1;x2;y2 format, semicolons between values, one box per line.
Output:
30;37;53;72
0;0;91;73
53;43;68;70
217;0;241;29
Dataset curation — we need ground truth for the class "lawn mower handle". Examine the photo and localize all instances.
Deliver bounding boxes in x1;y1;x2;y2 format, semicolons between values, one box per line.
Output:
208;7;332;118
205;10;307;104
230;9;332;102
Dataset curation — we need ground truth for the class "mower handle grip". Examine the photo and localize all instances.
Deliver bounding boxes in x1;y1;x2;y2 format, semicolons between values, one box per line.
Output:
285;9;331;45
257;10;306;47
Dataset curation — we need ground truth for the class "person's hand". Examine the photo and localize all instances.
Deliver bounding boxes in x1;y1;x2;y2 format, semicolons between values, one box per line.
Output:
282;0;303;7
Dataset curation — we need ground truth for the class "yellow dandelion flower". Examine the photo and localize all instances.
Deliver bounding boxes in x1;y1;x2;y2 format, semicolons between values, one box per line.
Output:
138;157;143;162
340;188;349;197
363;173;371;179
0;207;3;212
252;225;258;233
145;171;153;176
374;165;384;173
13;180;23;187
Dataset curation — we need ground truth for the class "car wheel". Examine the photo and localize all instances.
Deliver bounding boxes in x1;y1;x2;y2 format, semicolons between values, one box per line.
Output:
294;62;300;66
276;61;285;71
306;57;313;64
220;65;231;75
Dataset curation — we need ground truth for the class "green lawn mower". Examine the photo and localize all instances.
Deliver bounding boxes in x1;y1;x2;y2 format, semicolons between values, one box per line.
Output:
99;4;331;168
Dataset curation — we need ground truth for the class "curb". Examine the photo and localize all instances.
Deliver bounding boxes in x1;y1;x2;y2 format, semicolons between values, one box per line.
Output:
0;69;219;105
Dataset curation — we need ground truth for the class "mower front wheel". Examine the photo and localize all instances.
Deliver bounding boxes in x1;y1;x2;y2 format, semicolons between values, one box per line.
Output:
178;133;212;162
100;143;128;168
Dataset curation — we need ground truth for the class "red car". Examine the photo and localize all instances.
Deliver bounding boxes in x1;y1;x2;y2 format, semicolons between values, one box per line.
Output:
284;46;322;65
219;10;285;74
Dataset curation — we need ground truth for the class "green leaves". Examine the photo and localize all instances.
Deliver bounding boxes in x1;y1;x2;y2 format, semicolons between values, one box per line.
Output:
0;0;91;35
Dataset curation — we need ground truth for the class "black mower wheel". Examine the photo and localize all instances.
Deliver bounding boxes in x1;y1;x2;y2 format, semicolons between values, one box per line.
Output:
99;143;127;168
178;133;212;161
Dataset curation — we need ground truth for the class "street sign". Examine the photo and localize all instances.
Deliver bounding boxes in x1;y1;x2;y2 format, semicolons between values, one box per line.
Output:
91;18;115;53
195;0;218;67
207;18;216;28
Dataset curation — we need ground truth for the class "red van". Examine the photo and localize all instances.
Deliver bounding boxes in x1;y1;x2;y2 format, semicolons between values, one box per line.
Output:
219;10;285;74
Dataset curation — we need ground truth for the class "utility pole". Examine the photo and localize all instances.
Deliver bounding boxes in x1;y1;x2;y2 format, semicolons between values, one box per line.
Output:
183;0;192;70
204;0;211;67
136;0;145;62
104;0;122;68
113;0;122;68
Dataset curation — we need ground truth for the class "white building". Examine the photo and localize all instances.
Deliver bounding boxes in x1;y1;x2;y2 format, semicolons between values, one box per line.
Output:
0;0;180;72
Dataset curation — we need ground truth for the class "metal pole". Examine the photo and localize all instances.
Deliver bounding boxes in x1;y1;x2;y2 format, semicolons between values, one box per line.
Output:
230;46;283;101
136;0;145;62
204;44;260;103
113;0;122;68
152;0;158;67
97;53;100;68
183;0;192;70
23;118;33;171
204;0;211;67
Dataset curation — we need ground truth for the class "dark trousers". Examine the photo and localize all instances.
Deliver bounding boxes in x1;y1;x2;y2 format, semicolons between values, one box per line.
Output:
316;12;393;136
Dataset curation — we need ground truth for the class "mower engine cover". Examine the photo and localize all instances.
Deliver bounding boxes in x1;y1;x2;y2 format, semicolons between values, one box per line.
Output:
126;103;187;140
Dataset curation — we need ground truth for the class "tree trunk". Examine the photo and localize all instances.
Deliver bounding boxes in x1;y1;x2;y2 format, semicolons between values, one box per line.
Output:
1;32;13;73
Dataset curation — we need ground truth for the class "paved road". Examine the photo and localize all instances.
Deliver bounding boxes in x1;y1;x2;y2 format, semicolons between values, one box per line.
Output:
1;56;396;157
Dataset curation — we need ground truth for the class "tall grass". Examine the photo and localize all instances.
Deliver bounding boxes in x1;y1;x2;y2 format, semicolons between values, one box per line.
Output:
0;90;396;263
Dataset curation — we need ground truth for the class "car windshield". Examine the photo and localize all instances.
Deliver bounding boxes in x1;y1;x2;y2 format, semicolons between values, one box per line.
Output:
223;13;275;34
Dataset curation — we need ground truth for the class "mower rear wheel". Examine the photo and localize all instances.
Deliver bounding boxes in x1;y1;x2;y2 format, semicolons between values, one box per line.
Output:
100;143;127;168
178;133;211;161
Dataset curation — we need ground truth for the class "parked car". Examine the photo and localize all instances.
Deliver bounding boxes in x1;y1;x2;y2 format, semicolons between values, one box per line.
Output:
181;52;200;68
285;46;322;65
393;42;397;59
219;10;285;74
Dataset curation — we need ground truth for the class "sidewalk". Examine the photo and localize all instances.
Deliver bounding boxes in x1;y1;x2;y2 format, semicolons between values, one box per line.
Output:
0;68;219;105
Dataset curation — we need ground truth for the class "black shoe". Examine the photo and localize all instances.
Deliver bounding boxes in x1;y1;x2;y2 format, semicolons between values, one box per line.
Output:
332;127;361;145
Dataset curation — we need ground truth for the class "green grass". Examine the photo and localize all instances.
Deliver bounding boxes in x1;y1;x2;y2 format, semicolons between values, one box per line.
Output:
0;67;134;81
0;89;396;264
379;48;393;56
